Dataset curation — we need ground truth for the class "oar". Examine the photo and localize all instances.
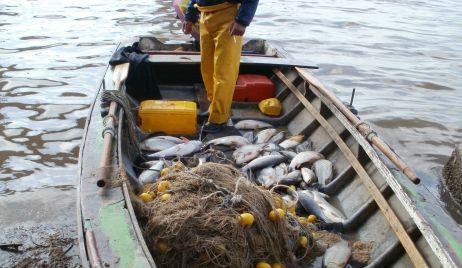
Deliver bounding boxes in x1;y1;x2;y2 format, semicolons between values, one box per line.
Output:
295;67;420;184
96;62;130;188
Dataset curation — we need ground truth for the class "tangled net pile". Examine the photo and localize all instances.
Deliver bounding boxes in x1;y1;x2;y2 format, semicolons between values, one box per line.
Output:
132;162;312;268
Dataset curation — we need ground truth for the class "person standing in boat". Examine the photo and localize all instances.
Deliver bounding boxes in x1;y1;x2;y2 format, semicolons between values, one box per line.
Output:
183;0;259;133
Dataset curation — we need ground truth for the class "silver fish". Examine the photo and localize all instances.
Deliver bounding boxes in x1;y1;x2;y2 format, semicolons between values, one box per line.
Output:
279;135;305;149
312;159;334;186
277;170;302;185
233;144;264;165
139;161;164;184
269;131;285;144
205;135;249;147
234;120;273;130
280;150;297;160
322;240;351;268
274;162;288;178
241;154;287;172
296;139;313;153
153;136;184;144
242;131;255;143
261;143;282;152
140;138;178;152
289;151;324;171
301;167;317;185
297;190;346;223
255;128;277;144
256;167;277;188
148;140;203;158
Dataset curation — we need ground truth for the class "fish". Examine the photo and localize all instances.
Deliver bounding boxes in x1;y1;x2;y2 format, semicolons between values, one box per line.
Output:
322;240;351;268
261;143;282;152
289;151;324;171
139;161;164;184
301;167;317;185
241;154;287;172
148;140;203;158
255;128;277;144
233;144;264;165
274;162;288;178
312;159;334;186
277;170;302;185
279;135;305;149
205;135;250;148
140;138;178;152
269;131;285;144
299;181;309;190
280;150;297;160
296;139;313;153
153;136;184;144
256;167;277;188
297;190;346;223
242;131;255;143
234;120;273;130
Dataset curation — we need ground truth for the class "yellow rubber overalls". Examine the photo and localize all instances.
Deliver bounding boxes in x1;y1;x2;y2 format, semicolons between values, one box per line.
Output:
196;2;243;124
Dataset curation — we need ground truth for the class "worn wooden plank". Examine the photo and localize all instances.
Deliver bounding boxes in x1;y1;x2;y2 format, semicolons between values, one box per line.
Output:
273;69;429;268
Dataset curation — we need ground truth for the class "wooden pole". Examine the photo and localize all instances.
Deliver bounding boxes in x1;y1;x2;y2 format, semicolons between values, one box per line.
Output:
96;63;129;188
274;69;428;268
295;67;420;184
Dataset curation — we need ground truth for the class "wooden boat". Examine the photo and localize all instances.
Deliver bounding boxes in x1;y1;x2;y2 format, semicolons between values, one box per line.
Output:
77;36;462;268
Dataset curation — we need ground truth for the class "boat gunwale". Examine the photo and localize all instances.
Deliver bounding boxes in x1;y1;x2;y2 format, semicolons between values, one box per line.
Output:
297;67;459;268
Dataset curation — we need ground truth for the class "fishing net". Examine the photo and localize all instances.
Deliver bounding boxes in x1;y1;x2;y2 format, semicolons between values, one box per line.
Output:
131;162;314;268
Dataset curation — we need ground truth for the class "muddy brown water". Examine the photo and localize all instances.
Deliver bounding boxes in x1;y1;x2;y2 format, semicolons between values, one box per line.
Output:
1;0;461;265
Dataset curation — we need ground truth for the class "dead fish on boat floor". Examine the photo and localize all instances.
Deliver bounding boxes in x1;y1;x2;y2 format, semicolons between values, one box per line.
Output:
262;143;282;152
256;167;277;188
297;190;346;223
147;140;203;158
279;135;305;149
301;167;317;185
139;161;164;184
242;154;287;172
255;128;277;144
289;151;324;171
277;170;301;185
153;136;183;144
233;144;264;165
313;159;334;186
234;120;273;130
280;150;297;160
205;135;250;148
322;240;351;268
296;139;313;153
242;131;254;143
269;131;285;144
140;138;178;152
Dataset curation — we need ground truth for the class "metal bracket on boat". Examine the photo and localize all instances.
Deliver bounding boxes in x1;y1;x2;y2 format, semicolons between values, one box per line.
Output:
102;127;116;139
354;122;377;142
102;114;117;138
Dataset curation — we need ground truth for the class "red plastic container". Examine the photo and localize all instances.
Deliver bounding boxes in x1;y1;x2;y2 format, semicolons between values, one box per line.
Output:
233;74;275;102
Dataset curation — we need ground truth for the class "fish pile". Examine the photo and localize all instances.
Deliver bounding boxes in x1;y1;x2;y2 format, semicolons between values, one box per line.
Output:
136;119;346;224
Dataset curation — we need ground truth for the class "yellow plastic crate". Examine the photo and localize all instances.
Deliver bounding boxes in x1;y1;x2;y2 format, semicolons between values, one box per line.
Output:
138;100;197;135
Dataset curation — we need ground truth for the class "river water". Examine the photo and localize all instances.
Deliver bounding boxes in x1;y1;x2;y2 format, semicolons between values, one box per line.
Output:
1;0;461;265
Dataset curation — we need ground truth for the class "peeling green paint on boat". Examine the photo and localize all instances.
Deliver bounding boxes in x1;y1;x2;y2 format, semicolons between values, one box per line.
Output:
100;201;144;268
433;220;462;263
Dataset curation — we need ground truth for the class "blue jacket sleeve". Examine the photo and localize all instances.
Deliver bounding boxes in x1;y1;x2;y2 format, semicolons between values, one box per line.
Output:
235;0;259;27
185;0;199;23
